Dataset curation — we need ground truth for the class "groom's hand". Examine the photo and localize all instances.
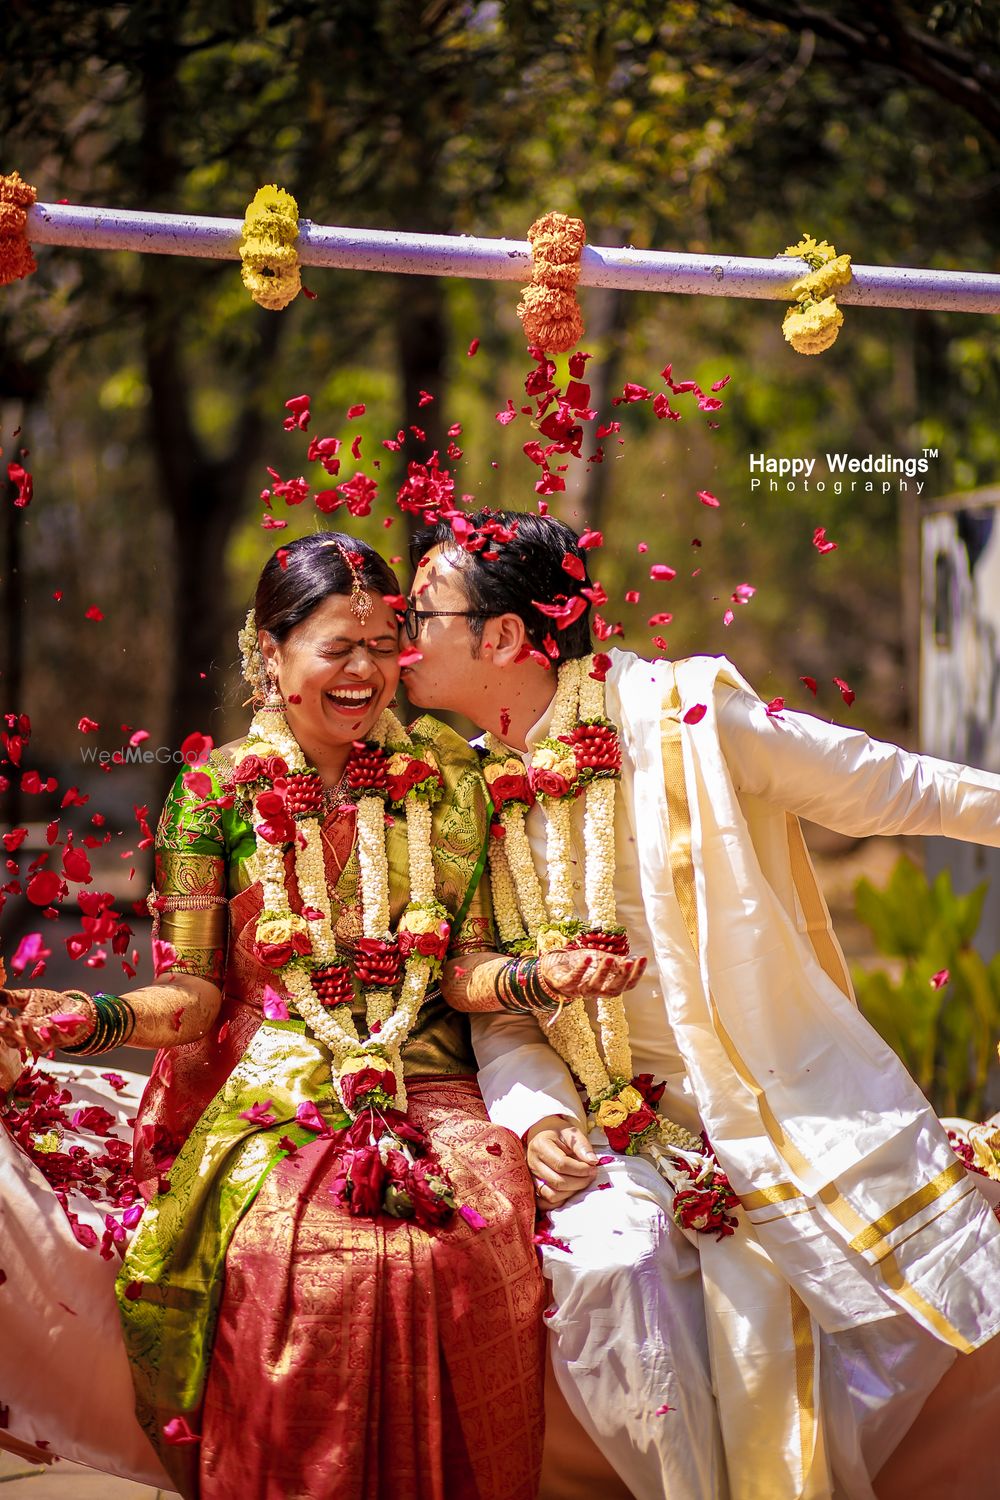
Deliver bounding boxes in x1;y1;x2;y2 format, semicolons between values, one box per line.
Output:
526;1115;599;1208
538;948;646;1000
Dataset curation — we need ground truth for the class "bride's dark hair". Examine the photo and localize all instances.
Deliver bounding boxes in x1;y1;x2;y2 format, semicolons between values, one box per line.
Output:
255;533;399;641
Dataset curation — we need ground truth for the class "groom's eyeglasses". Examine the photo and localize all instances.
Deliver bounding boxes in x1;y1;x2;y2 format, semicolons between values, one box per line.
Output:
402;603;492;641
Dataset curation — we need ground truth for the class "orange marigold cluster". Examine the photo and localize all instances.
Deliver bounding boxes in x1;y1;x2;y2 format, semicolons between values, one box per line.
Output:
0;170;38;287
517;211;586;354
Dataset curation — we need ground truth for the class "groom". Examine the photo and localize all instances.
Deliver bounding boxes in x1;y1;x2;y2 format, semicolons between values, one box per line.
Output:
404;507;1000;1500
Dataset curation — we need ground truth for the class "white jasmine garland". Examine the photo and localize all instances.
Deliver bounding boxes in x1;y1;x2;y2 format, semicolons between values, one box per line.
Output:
235;704;447;1115
487;655;737;1233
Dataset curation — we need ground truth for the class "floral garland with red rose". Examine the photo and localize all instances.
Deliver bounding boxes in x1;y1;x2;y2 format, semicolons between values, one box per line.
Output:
229;703;461;1224
485;655;739;1239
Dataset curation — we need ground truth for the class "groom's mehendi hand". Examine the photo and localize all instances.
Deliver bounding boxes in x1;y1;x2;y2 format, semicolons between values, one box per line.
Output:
537;949;646;1001
526;1115;599;1207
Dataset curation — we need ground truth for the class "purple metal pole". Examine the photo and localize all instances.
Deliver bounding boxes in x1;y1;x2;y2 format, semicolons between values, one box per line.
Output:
25;202;1000;314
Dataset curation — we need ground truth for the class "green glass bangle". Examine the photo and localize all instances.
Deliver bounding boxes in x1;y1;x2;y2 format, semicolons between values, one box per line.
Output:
496;957;561;1015
60;991;137;1055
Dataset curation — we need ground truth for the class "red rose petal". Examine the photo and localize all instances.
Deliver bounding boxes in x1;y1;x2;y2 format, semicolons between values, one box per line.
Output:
682;704;707;726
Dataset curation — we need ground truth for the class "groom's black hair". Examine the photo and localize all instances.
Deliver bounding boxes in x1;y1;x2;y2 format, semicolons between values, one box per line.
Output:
409;509;594;661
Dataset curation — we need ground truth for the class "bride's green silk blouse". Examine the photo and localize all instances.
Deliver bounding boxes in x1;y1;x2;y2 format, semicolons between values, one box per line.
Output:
150;714;495;1077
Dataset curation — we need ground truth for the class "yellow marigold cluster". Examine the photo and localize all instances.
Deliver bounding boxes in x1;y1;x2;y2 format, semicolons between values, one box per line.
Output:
240;184;301;312
780;231;852;356
0;170;37;287
517;211;586;353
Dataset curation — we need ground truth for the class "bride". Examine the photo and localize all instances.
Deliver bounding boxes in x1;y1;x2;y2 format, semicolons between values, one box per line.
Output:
0;531;640;1500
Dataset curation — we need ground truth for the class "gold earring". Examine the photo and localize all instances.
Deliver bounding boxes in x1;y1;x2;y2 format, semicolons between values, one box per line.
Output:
261;672;285;712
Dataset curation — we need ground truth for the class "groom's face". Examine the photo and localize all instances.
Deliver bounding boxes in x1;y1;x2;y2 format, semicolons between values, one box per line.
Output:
402;545;487;716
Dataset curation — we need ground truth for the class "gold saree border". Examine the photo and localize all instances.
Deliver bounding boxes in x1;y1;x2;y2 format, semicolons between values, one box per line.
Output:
659;672;972;1354
785;814;853;1002
660;678;820;1494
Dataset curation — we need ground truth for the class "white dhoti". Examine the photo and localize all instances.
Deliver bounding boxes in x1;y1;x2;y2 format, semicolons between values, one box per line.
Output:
0;1062;171;1489
541;1145;725;1500
539;1134;970;1500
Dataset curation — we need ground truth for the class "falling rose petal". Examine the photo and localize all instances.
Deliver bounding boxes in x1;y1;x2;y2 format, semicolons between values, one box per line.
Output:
588;653;612;682
655;1403;675;1415
723;609;734;626
624;590;640;605
683;704;707;726
283;394;311;432
467;338;480;356
649;565;676;582
930;969;950;990
398;647;424;668
578;529;604;550
3;827;27;852
561;551;586;581
543;1308;557;1320
163;1416;200;1446
295;1100;326;1133
26;870;62;906
697;490;720;509
85;605;104;622
123;1280;144;1301
813;527;838;554
239;1099;277;1127
182;771;213;799
77;717;99;734
800;676;818;695
652;636;668;651
262;985;290;1022
7;461;32;507
648;612;672;627
12;931;50;974
128;729;149;748
731;583;756;606
180;732;213;767
597;1181;613;1190
459;1204;487;1231
765;697;785;718
485;1141;502;1156
833;677;856;707
346;404;366;419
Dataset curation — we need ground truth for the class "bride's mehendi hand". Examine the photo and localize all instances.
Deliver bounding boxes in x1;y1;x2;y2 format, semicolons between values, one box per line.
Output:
0;987;97;1055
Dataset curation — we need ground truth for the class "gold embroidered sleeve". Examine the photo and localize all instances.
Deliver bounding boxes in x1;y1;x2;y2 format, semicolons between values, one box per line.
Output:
150;767;229;985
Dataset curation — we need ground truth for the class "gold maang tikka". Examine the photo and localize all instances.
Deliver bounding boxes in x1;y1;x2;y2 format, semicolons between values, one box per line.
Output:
330;540;373;624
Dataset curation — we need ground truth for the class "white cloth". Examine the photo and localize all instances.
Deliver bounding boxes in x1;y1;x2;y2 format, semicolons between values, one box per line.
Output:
473;649;1000;1500
0;1063;172;1489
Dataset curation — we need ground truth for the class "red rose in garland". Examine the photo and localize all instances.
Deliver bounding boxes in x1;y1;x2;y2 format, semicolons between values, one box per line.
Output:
231;753;264;785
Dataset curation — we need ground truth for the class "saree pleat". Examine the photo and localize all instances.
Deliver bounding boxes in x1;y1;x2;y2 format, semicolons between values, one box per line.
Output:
199;1079;545;1500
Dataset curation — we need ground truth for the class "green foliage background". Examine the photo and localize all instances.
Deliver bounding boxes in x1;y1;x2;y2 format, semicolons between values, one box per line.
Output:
1;0;998;766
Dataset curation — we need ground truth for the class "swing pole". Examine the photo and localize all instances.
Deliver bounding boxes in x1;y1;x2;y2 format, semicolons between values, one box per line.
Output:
25;202;1000;315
